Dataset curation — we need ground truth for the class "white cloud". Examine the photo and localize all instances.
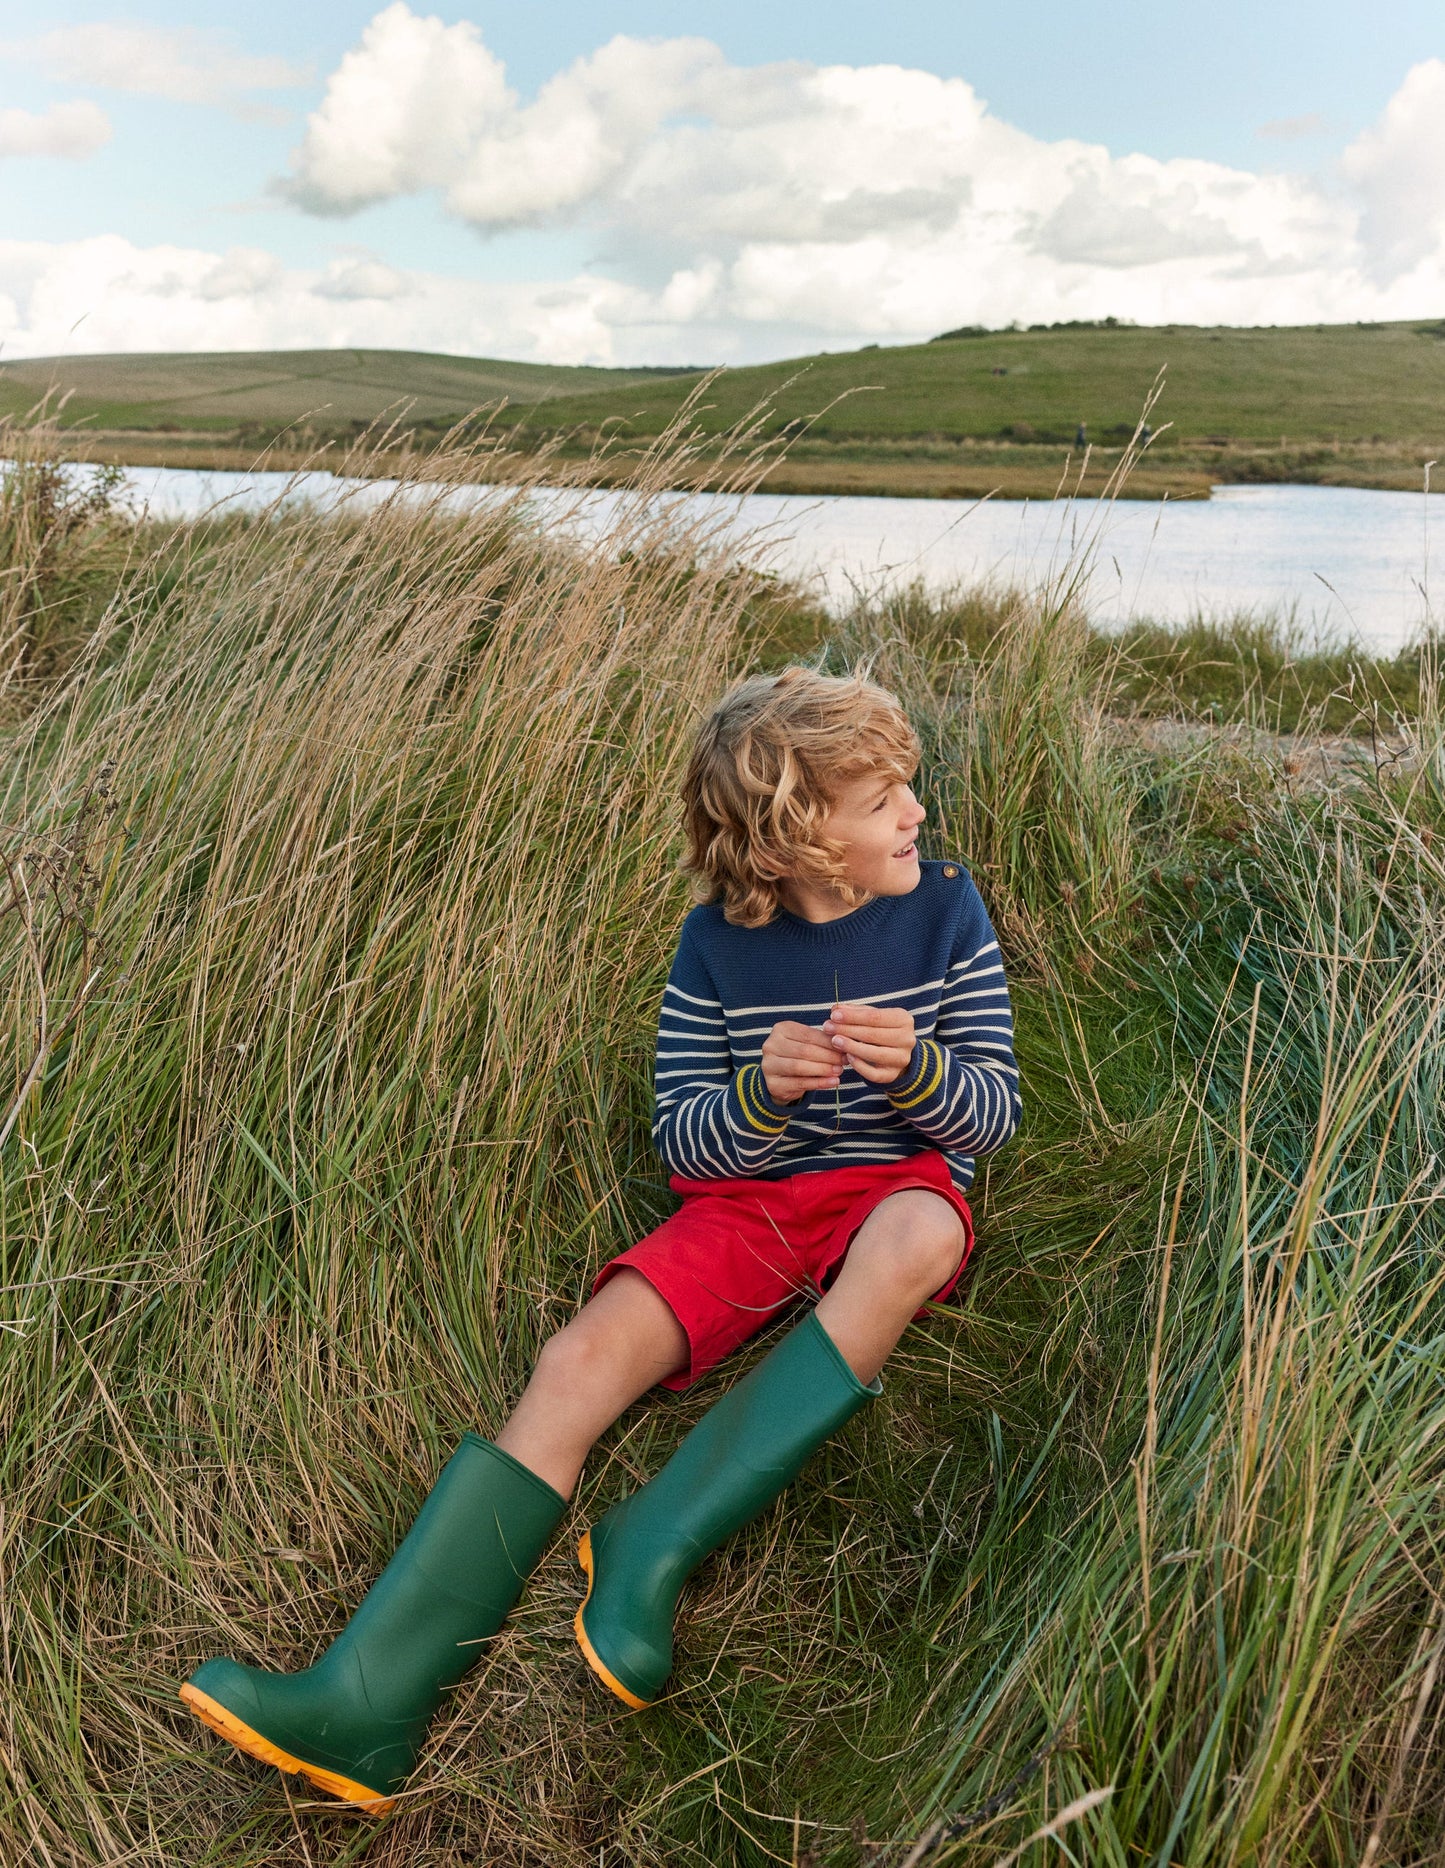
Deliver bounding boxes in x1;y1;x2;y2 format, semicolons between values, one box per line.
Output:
278;3;513;214
1341;59;1445;283
442;32;726;228
279;4;724;224
312;254;412;300
0;235;636;364
11;24;305;114
196;247;285;301
269;11;1445;351
0;99;111;160
4;20;1445;368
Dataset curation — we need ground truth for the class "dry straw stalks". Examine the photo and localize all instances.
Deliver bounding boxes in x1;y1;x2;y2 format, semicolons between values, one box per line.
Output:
2;397;1445;1865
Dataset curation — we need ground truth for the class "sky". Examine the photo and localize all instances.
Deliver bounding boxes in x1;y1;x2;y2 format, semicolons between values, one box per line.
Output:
1;1;1443;367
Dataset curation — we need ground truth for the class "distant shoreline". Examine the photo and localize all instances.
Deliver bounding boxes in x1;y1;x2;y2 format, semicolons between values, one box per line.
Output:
43;432;1445;503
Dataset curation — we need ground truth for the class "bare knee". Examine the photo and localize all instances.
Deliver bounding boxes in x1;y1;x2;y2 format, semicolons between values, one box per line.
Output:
848;1191;966;1299
532;1312;617;1401
531;1273;687;1405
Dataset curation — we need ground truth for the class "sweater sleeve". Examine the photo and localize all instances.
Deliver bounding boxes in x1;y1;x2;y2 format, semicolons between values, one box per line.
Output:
885;878;1022;1157
650;918;796;1180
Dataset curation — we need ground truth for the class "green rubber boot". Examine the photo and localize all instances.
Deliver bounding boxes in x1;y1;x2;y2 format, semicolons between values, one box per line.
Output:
181;1435;564;1813
575;1310;879;1708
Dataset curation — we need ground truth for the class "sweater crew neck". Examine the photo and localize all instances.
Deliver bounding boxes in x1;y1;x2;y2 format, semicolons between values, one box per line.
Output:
770;891;894;945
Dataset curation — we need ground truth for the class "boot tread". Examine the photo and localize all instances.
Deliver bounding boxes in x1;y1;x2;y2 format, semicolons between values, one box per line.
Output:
179;1683;396;1815
573;1531;651;1710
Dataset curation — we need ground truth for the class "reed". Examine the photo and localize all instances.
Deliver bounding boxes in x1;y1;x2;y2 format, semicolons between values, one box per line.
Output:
0;409;135;709
3;420;1445;1865
894;780;1445;1864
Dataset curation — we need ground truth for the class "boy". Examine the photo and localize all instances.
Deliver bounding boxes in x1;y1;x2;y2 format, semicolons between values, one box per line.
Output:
180;665;1021;1814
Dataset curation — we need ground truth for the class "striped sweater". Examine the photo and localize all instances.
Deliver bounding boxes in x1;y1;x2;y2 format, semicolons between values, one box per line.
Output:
653;860;1021;1190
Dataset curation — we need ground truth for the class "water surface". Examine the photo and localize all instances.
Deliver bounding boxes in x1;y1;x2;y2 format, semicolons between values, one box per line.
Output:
102;462;1444;654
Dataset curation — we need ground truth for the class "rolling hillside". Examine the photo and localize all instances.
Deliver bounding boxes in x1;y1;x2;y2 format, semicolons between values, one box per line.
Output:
6;323;1443;497
498;319;1445;446
0;346;697;434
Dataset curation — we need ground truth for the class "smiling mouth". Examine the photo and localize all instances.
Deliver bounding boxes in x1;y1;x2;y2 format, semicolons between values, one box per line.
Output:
893;841;917;858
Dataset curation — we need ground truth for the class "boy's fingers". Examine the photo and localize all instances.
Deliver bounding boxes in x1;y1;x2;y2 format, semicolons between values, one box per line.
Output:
767;1052;842;1076
832;1034;911;1061
843;1058;906;1082
831;1005;912;1031
771;1036;839;1064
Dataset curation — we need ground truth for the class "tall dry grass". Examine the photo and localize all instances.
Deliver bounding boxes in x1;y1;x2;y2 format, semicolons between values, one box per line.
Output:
893;779;1445;1864
0;409;135;707
0;431;817;1864
4;419;1445;1864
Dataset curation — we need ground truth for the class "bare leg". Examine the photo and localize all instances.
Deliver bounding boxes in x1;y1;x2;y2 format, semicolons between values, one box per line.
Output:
497;1191;961;1498
496;1269;689;1499
814;1189;968;1384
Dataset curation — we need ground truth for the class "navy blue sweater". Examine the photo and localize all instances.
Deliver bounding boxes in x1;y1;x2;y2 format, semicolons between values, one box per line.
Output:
652;861;1021;1190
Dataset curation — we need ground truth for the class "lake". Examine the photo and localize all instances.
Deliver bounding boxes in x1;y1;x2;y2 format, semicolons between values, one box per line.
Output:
95;461;1445;655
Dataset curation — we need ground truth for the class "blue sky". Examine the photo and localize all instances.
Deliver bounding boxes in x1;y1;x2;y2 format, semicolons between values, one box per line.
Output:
2;2;1443;364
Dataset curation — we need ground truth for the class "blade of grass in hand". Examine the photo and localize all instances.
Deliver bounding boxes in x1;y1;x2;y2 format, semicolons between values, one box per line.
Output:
833;965;842;1134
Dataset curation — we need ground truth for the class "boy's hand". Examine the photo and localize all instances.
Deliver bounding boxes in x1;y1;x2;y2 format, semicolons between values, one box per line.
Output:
761;1020;844;1105
823;1003;916;1085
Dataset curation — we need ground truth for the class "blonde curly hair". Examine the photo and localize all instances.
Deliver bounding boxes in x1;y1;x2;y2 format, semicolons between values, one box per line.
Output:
681;666;921;928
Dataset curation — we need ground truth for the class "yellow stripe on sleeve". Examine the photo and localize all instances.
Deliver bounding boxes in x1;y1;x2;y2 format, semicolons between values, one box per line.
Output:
735;1064;790;1134
890;1040;946;1111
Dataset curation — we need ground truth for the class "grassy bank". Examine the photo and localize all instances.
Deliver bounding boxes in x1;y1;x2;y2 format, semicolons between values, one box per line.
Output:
38;428;1220;503
35;430;1438;504
9;320;1445;499
4;425;1445;1865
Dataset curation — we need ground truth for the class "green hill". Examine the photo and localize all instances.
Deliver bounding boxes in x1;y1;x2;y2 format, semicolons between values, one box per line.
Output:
0;346;697;434
7;324;1444;498
501;318;1445;445
497;319;1445;498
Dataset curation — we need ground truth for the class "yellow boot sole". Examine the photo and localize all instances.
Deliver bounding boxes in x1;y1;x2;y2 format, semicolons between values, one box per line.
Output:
179;1683;395;1815
573;1531;650;1711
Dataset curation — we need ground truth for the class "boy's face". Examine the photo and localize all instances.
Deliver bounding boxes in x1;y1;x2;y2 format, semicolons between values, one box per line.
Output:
819;765;926;901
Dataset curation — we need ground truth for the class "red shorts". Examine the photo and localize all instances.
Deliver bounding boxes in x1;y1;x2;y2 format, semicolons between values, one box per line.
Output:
594;1151;974;1391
